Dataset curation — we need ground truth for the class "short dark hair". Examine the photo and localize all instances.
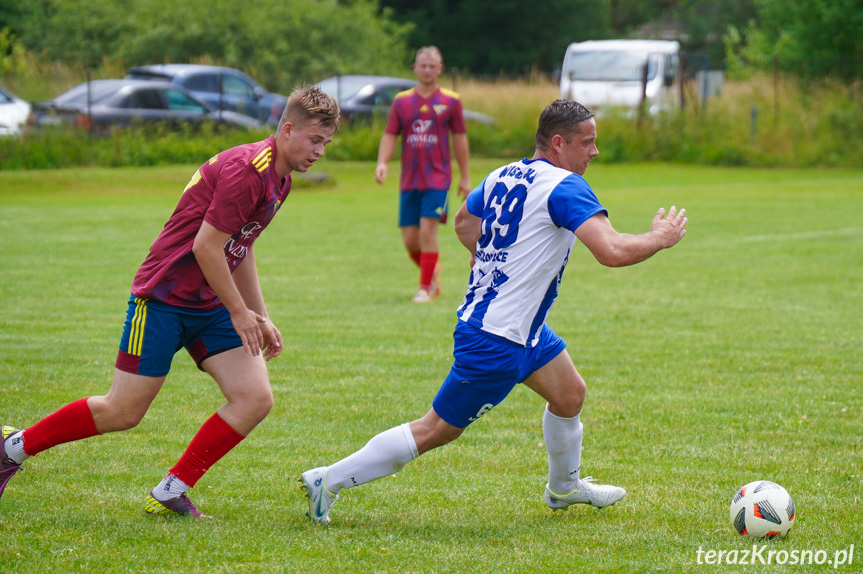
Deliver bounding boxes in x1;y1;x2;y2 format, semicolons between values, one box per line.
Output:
535;99;595;151
277;85;340;132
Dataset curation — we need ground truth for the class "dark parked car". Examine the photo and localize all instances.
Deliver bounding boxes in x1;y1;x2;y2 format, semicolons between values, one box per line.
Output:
126;64;287;125
314;75;494;125
28;79;262;132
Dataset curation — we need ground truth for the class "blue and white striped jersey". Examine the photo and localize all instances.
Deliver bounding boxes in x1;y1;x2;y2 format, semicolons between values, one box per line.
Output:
457;157;607;347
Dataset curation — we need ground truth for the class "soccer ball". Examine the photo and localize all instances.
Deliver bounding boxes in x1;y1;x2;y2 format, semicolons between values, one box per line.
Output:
729;480;796;538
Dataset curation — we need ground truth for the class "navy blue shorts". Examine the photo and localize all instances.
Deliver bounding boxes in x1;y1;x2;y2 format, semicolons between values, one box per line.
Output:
399;189;448;227
432;321;567;428
115;295;243;377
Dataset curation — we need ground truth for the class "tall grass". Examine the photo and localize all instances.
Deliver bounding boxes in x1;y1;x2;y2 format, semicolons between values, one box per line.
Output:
455;78;559;158
1;53;128;103
454;74;863;167
2;63;861;169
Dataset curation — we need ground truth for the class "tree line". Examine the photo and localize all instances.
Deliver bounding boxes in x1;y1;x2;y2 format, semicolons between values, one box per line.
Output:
1;0;861;88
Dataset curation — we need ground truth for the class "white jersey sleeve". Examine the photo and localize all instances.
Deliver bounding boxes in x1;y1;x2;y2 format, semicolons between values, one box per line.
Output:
457;158;607;347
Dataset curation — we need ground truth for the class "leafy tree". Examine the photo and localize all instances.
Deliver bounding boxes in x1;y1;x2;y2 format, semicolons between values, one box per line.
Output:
380;0;761;73
0;0;29;36
608;0;756;68
675;0;757;66
750;0;863;80
379;0;612;75
608;0;670;35
12;0;133;67
9;0;412;91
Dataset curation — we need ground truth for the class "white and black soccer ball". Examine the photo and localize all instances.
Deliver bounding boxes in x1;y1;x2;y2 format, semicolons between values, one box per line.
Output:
730;480;796;538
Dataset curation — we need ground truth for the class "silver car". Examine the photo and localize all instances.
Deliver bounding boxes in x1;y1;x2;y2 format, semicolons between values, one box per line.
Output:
29;79;263;132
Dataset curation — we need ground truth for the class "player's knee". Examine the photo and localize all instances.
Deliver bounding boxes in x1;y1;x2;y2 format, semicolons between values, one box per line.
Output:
89;396;147;432
548;388;585;419
548;402;581;419
412;418;464;454
429;424;465;452
118;412;145;431
447;428;465;446
257;394;275;419
241;387;274;422
419;229;435;244
101;408;146;432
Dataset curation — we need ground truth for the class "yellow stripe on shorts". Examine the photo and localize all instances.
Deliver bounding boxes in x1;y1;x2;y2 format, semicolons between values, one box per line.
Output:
128;297;148;356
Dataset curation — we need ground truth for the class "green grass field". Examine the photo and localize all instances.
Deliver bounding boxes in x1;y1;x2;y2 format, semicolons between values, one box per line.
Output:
1;160;861;573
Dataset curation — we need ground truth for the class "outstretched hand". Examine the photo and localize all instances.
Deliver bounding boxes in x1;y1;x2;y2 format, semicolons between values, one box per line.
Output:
651;206;688;249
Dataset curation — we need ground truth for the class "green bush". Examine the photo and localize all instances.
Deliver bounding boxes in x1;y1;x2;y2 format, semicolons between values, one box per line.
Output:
0;123;273;170
6;0;411;94
2;73;861;171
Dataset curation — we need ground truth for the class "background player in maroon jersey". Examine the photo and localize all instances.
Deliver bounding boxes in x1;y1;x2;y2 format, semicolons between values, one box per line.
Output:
1;86;339;517
374;46;471;303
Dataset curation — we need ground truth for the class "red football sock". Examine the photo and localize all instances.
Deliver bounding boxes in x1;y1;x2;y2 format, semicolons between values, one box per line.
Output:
22;397;99;456
419;251;439;290
170;413;245;488
408;250;421;267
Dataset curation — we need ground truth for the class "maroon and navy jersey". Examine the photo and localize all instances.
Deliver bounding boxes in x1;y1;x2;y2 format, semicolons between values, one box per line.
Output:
385;87;467;191
131;136;290;310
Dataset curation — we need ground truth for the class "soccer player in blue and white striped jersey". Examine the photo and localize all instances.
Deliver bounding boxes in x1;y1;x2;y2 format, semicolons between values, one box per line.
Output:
302;99;688;525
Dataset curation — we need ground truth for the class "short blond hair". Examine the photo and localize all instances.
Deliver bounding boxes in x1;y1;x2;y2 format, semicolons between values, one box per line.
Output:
415;46;443;64
277;85;340;132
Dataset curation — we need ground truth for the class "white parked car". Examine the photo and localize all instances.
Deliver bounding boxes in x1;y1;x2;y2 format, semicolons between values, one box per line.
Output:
559;39;680;116
0;85;31;136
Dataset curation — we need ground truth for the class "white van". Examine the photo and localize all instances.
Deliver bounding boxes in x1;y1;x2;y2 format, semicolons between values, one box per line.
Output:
559;40;680;116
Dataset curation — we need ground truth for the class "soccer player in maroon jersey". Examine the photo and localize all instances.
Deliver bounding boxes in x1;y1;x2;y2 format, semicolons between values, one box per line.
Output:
0;86;339;517
374;46;471;303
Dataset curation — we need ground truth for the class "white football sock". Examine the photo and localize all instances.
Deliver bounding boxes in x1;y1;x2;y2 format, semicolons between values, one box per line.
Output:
151;473;190;501
543;405;583;495
325;423;419;493
4;431;29;464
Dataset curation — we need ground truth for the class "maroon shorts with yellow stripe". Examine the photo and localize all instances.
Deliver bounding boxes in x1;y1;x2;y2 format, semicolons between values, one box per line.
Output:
115;294;243;377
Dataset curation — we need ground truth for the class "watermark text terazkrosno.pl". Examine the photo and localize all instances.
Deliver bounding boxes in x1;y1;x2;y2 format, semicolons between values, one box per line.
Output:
696;545;854;568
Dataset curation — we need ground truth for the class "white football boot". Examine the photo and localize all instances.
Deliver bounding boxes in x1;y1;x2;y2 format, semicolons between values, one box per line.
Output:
412;288;431;304
544;477;626;510
300;467;338;525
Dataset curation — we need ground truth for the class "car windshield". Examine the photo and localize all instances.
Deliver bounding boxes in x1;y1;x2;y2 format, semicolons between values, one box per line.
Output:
565;50;658;82
222;76;253;97
185;74;221;92
165;90;207;112
53;82;125;106
316;77;380;102
123;89;164;109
